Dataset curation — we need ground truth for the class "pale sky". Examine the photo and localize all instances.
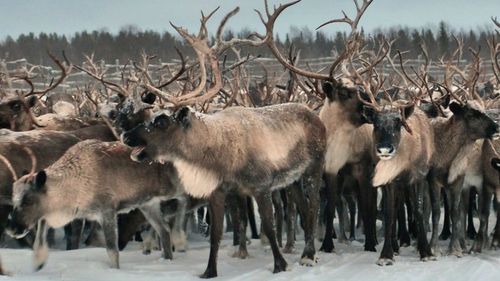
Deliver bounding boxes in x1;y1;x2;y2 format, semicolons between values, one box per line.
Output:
0;0;498;40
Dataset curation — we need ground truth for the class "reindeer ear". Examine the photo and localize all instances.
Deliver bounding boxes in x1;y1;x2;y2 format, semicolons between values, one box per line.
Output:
361;106;376;124
26;96;37;108
403;105;415;119
174;107;192;129
141;92;156;105
35;171;47;190
322;82;335;101
449;102;464;116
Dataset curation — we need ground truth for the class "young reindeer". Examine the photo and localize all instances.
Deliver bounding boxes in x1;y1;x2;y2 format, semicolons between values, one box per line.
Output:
6;139;188;270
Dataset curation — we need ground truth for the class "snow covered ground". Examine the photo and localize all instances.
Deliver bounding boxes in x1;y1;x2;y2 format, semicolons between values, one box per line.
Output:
1;226;500;281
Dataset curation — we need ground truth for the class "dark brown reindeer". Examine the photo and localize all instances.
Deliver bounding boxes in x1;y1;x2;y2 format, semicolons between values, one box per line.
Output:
255;0;380;253
5;139;188;270
424;44;500;257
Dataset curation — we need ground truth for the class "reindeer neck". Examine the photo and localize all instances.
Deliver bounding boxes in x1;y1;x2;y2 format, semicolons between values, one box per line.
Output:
432;117;473;169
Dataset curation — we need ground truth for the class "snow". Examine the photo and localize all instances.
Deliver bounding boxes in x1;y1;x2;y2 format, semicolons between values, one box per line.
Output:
2;228;500;281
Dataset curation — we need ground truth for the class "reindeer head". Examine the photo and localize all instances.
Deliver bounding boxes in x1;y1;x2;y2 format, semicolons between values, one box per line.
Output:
362;104;415;160
322;79;371;126
449;102;500;141
0;92;37;131
6;171;47;239
122;107;191;163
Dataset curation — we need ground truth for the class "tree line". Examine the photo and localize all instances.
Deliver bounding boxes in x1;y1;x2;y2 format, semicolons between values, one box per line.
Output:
0;21;497;66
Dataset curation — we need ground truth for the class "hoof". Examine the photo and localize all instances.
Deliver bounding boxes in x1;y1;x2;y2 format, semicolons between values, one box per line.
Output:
421;255;437;262
299;256;319;267
142;249;151;255
376;258;394;266
319;239;335;253
448;250;463;258
231;248;249;259
200;269;217;279
34;262;46;272
273;260;288;273
431;247;442;256
282;245;295;254
365;246;377;252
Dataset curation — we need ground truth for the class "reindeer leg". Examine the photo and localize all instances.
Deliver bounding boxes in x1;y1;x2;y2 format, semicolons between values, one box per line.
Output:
397;186;411;247
283;187;296;253
171;198;188;253
410;181;434;261
235;193;248;259
141;225;154;255
319;173;336;253
255;191;288;273
101;211;119;269
139;205;173;260
428;174;442;255
492;207;500;249
66;219;84;250
272;191;284;248
355;166;378;252
33;219;49;271
439;190;452;240
467;189;478;240
247;197;259;239
344;178;357;241
201;189;225;279
226;192;240;247
297;168;322;266
447;177;465;257
378;185;396;266
470;186;491;253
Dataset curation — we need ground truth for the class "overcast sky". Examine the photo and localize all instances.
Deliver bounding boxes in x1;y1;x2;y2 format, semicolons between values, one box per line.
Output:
0;0;498;40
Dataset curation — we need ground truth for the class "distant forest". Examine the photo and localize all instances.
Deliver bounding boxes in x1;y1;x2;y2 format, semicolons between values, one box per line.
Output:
0;21;497;65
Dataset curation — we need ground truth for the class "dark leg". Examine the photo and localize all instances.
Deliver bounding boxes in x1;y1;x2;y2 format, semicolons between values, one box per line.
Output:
466;189;477;240
409;181;434;261
229;193;248;259
355;167;378;252
378;185;396;266
247;197;259;239
201;190;226;279
492;207;500;249
66;219;84;250
139;205;173;260
33;219;49;271
470;187;491;253
344;178;357;241
335;173;348;243
439;190;451;240
397;187;411;247
447;178;465;257
101;211;119;269
272;191;284;248
283;187;296;253
255;192;288;273
428;175;441;255
320;173;336;252
296;167;322;265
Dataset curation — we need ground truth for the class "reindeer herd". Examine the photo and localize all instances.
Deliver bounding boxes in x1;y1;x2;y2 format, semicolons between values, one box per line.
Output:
0;0;499;278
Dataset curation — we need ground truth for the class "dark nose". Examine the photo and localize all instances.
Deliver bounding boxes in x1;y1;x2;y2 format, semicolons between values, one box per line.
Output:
376;144;395;154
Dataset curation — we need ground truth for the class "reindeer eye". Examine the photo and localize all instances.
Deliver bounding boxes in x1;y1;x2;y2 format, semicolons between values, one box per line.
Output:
10;102;22;112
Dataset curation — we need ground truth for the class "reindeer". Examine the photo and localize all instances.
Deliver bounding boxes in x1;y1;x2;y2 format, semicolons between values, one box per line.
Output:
5;139;192;270
252;0;380;253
